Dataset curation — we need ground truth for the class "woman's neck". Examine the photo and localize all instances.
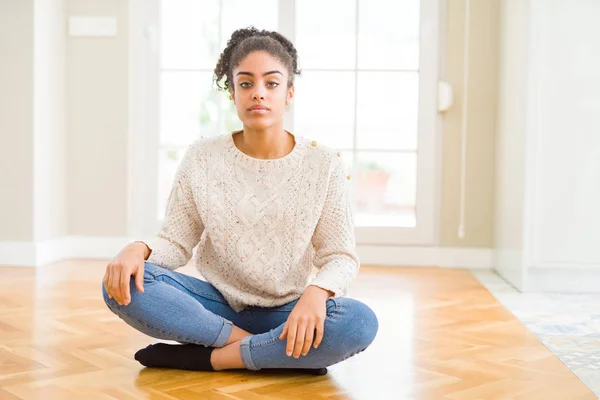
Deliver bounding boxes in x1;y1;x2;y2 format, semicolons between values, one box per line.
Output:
234;125;295;160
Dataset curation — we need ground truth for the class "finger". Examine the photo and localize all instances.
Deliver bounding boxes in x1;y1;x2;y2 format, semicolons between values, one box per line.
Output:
301;323;315;356
279;321;288;340
110;267;122;304
103;270;112;299
121;268;131;305
313;318;325;349
286;321;298;357
293;321;307;358
134;263;145;293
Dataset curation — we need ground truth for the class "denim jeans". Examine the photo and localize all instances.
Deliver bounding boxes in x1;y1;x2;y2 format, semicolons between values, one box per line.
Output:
102;263;378;370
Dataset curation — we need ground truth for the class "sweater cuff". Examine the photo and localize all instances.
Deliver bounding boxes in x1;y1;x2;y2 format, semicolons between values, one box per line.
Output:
145;237;184;270
310;258;358;298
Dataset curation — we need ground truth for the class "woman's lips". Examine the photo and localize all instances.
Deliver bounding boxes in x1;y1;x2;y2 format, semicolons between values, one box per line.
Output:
249;107;269;114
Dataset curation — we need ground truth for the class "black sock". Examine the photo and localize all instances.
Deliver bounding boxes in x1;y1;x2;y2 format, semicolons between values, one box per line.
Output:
134;342;328;375
134;343;215;371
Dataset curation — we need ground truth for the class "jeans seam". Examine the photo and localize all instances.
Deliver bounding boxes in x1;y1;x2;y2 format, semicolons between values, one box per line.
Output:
107;302;212;346
249;301;341;350
147;269;228;305
249;336;280;349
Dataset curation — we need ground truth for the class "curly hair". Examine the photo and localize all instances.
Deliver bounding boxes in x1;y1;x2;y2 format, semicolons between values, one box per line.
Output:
213;26;301;92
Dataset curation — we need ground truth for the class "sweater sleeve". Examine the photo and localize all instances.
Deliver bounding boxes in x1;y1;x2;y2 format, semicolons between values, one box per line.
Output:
310;155;360;297
145;144;204;269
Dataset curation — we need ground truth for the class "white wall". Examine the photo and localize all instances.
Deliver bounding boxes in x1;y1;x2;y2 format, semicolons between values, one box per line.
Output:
494;0;530;290
67;0;129;237
0;0;67;265
0;0;133;266
34;0;68;241
528;0;600;270
0;0;66;243
0;0;34;242
495;0;600;292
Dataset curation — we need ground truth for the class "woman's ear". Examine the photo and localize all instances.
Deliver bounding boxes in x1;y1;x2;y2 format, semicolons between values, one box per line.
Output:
229;88;235;103
286;85;295;105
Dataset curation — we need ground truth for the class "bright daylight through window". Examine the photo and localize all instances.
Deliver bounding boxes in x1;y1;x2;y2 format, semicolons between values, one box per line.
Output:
153;0;438;244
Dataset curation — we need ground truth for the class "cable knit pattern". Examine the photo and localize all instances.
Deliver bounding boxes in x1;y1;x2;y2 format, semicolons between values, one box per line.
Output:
146;132;359;312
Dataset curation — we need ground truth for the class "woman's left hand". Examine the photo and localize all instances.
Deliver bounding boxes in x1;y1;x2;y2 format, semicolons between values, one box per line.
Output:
280;285;333;358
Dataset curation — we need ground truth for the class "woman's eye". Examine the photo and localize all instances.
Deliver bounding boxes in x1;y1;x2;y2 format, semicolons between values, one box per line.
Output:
267;82;279;88
240;82;251;88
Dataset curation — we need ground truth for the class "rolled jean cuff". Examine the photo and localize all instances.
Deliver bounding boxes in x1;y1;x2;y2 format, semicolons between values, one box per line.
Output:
240;336;259;370
211;319;233;348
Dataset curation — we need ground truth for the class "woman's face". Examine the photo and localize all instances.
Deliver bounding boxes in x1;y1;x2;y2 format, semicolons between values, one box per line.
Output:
230;51;294;131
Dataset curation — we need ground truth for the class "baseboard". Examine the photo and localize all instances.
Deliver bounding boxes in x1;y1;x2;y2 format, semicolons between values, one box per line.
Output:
494;249;525;291
357;245;493;269
0;237;494;269
35;236;72;267
0;236;134;267
527;266;600;293
0;241;37;267
65;236;134;259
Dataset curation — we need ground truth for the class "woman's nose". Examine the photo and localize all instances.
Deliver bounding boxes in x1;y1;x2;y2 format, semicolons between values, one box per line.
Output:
252;87;266;100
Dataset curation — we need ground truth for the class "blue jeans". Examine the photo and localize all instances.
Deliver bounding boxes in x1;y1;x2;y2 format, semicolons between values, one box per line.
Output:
102;263;378;370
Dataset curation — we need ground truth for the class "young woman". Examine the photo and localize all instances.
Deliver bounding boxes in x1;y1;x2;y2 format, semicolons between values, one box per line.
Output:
102;27;378;375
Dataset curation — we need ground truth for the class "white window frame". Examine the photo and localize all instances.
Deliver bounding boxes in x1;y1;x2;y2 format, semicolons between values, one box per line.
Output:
128;0;442;246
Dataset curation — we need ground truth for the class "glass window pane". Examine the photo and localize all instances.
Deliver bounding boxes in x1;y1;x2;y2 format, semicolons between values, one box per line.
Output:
160;0;220;69
160;72;221;147
358;0;420;70
158;147;187;219
356;72;418;151
354;152;417;227
293;71;355;149
295;0;356;69
220;0;278;49
221;95;242;134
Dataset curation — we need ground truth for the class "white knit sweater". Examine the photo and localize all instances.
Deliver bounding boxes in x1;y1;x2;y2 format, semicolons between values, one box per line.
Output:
146;132;359;312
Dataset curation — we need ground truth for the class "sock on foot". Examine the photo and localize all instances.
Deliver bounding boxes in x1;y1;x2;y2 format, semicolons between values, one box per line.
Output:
135;343;328;375
134;343;215;371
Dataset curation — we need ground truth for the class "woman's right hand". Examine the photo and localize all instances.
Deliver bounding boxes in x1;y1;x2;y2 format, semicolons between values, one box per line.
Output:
103;242;149;306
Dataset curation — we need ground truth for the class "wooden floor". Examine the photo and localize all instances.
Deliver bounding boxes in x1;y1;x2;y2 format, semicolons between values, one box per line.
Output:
0;261;596;400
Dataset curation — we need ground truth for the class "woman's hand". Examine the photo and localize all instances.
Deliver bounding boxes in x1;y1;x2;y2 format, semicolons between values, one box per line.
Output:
279;285;333;358
103;242;149;306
